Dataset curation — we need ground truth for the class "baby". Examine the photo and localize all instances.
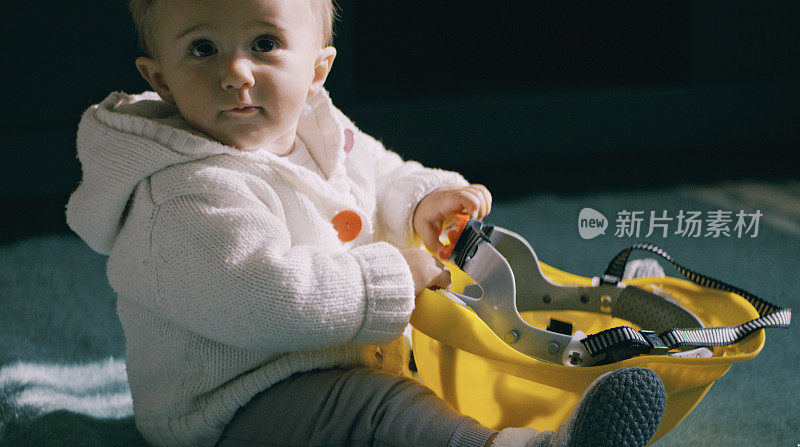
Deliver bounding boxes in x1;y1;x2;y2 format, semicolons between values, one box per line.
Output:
66;0;666;446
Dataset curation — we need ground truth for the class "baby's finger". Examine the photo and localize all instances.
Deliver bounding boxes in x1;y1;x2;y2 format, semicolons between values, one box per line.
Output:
469;184;492;218
465;185;488;218
422;225;444;255
455;188;484;218
430;265;452;290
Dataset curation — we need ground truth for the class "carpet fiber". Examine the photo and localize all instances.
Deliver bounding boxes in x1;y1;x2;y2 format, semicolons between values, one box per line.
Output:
1;181;797;446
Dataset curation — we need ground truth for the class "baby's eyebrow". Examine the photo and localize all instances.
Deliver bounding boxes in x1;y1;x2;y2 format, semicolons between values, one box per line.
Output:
175;23;210;40
247;18;287;33
174;19;286;41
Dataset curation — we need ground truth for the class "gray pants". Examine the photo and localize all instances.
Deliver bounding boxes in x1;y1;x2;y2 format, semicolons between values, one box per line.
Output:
216;368;497;447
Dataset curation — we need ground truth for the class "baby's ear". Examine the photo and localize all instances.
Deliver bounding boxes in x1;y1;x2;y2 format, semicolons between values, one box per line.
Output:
308;46;337;99
135;56;175;104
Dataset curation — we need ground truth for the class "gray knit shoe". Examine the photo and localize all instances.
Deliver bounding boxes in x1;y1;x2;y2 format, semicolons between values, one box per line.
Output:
492;368;666;447
538;367;666;447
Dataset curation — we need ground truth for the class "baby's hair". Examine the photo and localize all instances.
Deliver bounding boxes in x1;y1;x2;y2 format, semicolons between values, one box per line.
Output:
128;0;338;56
312;0;338;47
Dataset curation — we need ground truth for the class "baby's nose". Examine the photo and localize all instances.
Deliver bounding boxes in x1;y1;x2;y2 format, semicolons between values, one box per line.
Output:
222;57;255;90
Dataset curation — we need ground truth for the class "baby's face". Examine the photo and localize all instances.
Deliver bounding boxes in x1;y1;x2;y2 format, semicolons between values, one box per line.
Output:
138;0;333;153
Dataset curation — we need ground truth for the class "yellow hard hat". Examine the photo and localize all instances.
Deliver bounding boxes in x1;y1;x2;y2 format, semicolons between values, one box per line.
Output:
410;217;790;443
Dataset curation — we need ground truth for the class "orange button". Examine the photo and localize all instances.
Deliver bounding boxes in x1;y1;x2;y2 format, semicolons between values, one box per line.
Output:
331;210;362;242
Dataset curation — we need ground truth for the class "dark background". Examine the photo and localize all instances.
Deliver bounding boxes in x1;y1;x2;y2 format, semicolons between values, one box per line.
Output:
3;0;799;243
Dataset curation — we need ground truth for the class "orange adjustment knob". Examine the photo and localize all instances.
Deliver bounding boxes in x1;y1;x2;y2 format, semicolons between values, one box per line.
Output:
331;210;362;242
437;213;471;260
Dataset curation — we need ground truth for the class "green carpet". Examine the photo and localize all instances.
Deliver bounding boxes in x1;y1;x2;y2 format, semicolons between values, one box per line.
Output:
1;181;797;446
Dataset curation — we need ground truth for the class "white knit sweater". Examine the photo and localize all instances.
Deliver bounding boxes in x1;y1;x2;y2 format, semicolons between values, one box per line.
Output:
66;89;467;446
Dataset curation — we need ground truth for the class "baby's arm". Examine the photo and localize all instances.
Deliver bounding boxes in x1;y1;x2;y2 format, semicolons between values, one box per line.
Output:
131;190;415;354
346;125;491;254
347;127;478;249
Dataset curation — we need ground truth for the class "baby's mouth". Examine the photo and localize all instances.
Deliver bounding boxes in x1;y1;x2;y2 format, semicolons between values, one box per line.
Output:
226;106;261;115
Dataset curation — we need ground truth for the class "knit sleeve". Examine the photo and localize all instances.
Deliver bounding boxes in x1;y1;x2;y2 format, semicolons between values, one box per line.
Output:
144;192;415;353
354;131;469;248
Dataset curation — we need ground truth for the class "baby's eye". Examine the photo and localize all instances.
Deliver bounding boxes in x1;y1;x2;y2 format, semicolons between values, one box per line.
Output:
189;40;217;58
252;36;278;53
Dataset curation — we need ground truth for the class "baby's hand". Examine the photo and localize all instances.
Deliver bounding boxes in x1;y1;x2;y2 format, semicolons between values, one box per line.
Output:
413;184;492;257
400;248;451;296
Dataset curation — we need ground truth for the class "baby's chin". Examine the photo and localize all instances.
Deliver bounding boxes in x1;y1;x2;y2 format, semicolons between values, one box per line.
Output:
216;133;292;155
194;119;294;154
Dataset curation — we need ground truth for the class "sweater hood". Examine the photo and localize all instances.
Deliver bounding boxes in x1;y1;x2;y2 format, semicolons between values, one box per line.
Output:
66;89;351;255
